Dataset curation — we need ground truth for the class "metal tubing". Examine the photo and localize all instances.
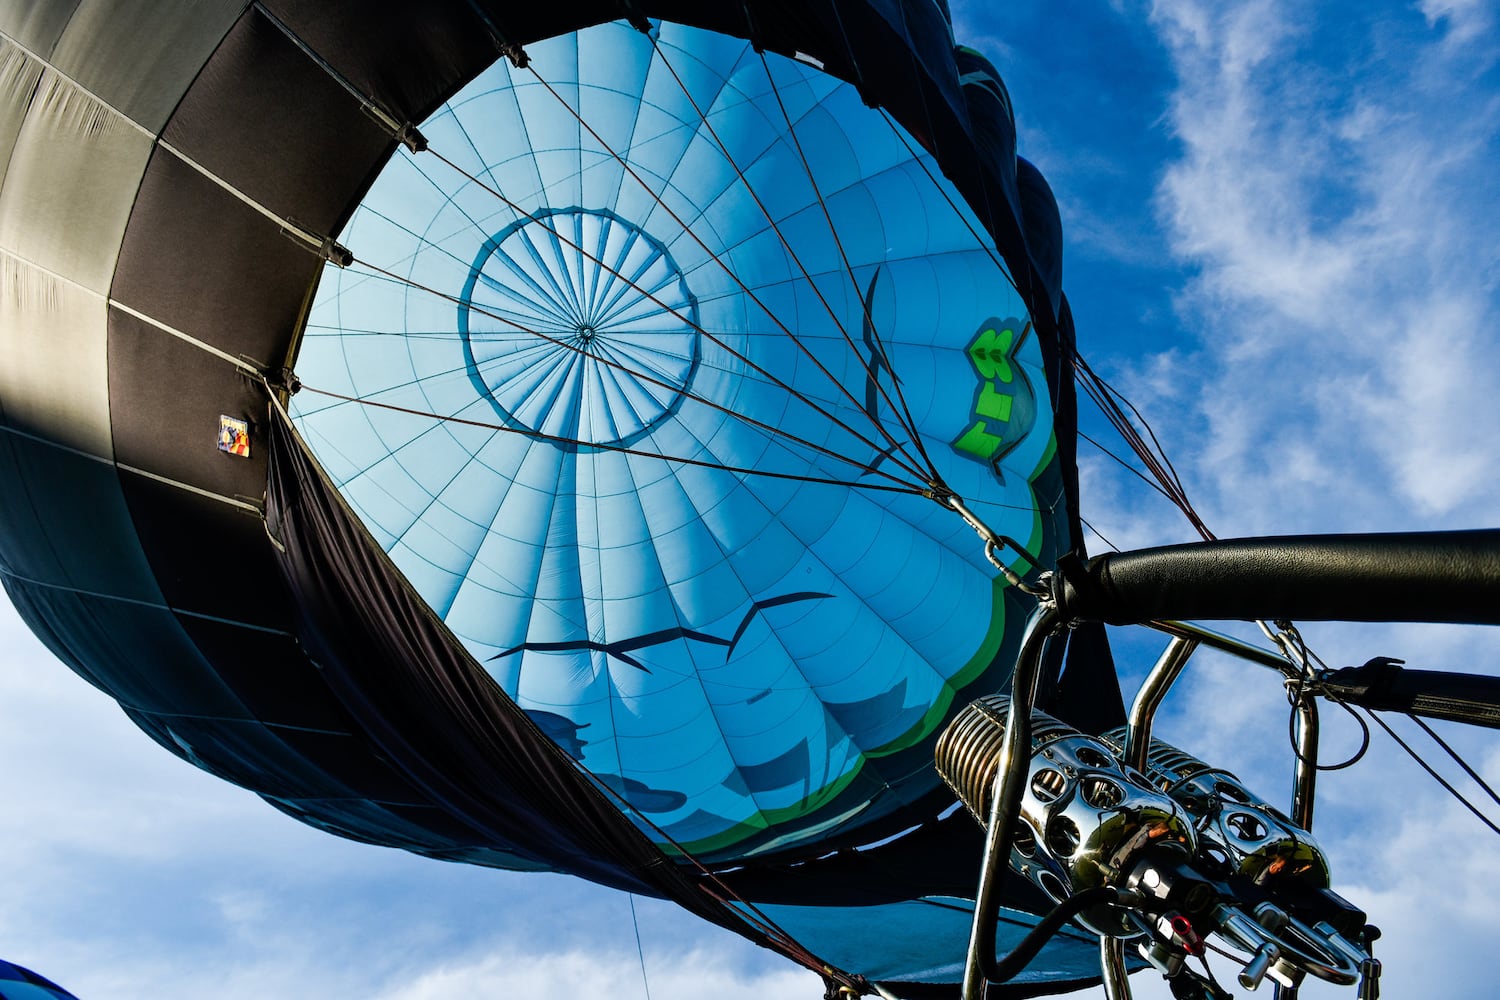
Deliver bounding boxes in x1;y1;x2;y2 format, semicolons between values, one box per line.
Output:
1144;619;1323;1000
1100;936;1132;1000
954;615;1317;999
1292;695;1320;831
960;604;1060;1000
1146;620;1297;678
1145;619;1321;829
1123;635;1199;771
1099;633;1199;1000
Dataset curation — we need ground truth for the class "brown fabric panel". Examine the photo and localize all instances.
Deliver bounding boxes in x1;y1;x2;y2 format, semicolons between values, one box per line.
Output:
109;151;318;368
161;6;393;236
106;307;271;501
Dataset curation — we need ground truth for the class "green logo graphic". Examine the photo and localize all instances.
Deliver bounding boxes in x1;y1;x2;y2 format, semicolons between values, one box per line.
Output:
951;318;1037;476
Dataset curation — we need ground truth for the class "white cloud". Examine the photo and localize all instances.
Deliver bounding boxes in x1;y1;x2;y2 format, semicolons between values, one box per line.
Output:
1419;0;1496;46
370;946;818;1000
1067;4;1500;993
1119;0;1500;533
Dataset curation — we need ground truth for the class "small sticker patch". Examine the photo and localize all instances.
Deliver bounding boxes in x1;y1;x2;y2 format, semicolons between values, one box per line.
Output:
217;415;250;458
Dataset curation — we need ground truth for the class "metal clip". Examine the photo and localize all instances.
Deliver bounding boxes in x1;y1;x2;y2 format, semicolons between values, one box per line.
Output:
944;494;1045;595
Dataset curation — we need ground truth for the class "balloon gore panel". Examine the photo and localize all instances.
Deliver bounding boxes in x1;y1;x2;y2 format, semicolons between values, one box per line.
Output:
291;21;1063;861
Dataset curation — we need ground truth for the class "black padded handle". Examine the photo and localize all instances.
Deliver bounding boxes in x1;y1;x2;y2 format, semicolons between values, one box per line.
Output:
1322;658;1500;729
1051;530;1500;626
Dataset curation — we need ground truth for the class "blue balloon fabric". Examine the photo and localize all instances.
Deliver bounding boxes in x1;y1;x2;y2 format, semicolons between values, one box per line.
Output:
0;960;80;1000
291;21;1062;860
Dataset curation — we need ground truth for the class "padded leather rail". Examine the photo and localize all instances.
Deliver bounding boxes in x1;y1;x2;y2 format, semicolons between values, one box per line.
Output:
1052;530;1500;626
1322;658;1500;730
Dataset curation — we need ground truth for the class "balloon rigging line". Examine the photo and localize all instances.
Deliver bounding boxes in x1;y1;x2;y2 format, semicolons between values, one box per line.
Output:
1408;713;1500;809
1077;430;1178;503
643;34;939;485
397;142;933;484
301;383;924;496
517;61;939;490
1301;631;1498;836
571;757;861;992
875;109;1028;318
387;140;997;353
355;194;600;333
1072;353;1212;540
1359;704;1500;838
1078;514;1121;555
877;104;1216;541
627;895;654;1000
752;47;944;479
411;147;937;487
331;258;930;494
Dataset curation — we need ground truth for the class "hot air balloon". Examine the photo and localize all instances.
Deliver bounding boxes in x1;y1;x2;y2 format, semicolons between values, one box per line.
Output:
3;2;1496;998
0;959;79;1000
0;2;1110;992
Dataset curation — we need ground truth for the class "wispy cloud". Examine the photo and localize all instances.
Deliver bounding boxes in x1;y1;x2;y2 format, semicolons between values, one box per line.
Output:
369;946;817;1000
1141;0;1500;531
1061;2;1500;996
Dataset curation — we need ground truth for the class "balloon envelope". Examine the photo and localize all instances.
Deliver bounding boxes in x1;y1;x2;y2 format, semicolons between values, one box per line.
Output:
0;960;80;1000
0;2;1115;992
290;19;1063;861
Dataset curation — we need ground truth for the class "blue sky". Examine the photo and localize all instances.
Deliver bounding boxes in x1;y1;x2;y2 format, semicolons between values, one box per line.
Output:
2;1;1497;997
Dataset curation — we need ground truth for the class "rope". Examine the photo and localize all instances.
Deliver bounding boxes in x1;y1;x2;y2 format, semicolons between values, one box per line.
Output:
416;146;936;486
521;61;937;489
301;384;922;496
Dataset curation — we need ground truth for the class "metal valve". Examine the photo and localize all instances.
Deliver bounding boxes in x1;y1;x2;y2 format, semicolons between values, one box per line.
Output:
1239;941;1281;990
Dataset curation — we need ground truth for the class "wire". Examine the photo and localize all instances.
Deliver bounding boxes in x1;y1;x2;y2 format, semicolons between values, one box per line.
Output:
520;61;939;489
1279;627;1370;770
628;894;654;1000
1360;706;1500;838
983;887;1122;986
1290;690;1370;771
301;385;923;495
1071;352;1214;542
1280;623;1498;832
752;48;943;480
1078;515;1121;555
1408;713;1500;809
415;147;938;487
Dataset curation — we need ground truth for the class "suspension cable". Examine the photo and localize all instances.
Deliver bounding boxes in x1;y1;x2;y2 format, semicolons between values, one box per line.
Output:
734;43;943;478
353;256;932;494
303;383;924;497
519;60;942;491
1361;707;1500;838
415;145;937;486
878;102;1214;540
645;36;926;467
1407;714;1500;809
1072;352;1213;541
